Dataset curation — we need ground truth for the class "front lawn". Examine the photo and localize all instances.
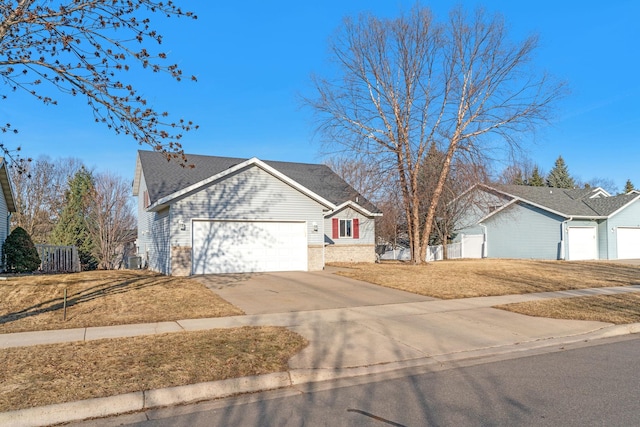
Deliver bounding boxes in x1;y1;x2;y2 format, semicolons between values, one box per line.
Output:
0;270;244;333
334;259;640;299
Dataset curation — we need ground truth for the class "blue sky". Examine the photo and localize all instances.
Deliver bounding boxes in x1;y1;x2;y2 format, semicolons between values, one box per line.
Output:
3;0;639;192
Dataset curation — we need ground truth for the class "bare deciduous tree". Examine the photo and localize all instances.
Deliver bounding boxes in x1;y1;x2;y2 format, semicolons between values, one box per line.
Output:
10;156;84;243
87;172;136;269
325;154;395;204
307;5;565;263
0;0;198;166
423;150;489;257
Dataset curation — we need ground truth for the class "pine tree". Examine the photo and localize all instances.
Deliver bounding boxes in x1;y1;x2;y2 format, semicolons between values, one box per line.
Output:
3;227;41;273
546;156;575;189
50;167;97;270
528;166;546;186
624;179;635;194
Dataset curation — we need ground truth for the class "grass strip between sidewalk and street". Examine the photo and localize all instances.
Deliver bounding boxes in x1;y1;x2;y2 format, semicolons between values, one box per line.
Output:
333;259;640;299
0;326;308;412
495;293;640;324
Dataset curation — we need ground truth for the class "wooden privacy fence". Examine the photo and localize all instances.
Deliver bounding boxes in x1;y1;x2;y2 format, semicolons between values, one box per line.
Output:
36;245;81;273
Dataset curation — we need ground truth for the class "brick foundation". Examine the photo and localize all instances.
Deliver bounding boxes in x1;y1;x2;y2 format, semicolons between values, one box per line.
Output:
324;244;376;264
307;245;324;271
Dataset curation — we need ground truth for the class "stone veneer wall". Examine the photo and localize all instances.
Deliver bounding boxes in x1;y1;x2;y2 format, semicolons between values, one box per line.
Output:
324;244;376;264
307;245;324;271
171;246;192;276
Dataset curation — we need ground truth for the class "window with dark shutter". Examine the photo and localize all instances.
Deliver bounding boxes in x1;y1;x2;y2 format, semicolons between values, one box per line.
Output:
332;218;339;239
353;218;359;239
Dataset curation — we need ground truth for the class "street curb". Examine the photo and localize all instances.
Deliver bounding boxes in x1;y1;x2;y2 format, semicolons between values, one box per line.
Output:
0;373;291;427
1;323;638;427
143;372;291;408
0;393;143;427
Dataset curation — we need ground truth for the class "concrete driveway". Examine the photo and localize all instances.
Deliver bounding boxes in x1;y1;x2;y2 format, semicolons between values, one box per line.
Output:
193;268;433;314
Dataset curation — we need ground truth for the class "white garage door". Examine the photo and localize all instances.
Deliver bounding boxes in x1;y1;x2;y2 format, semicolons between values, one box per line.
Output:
617;227;640;259
568;227;597;260
192;220;308;274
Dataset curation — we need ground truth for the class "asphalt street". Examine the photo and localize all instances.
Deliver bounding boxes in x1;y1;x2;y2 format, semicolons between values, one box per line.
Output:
81;335;640;427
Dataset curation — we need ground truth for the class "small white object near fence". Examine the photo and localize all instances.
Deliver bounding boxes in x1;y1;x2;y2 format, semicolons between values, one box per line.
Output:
380;234;485;262
427;234;483;261
379;246;411;261
36;245;81;273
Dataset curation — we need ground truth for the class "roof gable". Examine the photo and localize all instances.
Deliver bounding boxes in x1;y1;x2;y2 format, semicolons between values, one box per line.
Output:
468;184;639;220
136;151;381;214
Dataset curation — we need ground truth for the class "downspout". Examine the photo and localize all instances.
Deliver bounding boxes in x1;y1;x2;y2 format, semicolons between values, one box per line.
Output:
559;217;572;260
321;217;325;270
479;224;488;258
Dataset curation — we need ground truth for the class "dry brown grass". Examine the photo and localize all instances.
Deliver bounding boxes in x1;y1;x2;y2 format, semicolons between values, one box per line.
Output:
0;270;243;333
334;259;640;299
0;326;307;412
495;293;640;324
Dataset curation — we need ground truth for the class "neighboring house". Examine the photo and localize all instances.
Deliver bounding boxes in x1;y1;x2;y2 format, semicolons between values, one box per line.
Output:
0;159;17;270
133;151;381;275
454;184;640;261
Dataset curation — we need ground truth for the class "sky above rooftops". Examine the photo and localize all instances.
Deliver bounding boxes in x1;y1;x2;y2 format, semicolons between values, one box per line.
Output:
4;0;639;192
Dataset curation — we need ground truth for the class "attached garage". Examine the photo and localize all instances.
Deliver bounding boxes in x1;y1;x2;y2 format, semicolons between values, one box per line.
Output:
568;227;597;260
192;220;308;274
617;227;640;259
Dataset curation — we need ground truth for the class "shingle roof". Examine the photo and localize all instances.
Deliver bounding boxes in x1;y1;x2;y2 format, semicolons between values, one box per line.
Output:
137;150;381;214
489;184;637;217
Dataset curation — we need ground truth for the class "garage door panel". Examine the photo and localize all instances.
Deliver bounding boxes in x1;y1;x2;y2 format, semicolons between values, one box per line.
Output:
192;221;307;274
617;227;640;259
568;227;597;261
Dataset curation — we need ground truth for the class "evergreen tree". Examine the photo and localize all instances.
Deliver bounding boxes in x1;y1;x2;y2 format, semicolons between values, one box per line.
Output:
50;167;97;270
528;166;546;186
624;179;635;194
513;175;525;185
546;156;575;189
3;227;41;273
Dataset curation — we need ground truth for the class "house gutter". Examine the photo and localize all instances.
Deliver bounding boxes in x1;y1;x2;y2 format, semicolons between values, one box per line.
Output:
559;217;573;260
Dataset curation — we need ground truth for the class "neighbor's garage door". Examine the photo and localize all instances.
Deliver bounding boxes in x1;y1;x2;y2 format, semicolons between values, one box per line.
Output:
192;220;308;274
617;227;640;259
568;227;597;260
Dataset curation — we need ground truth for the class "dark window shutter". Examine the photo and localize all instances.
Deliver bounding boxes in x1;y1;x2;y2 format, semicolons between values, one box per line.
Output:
332;218;339;239
353;218;360;239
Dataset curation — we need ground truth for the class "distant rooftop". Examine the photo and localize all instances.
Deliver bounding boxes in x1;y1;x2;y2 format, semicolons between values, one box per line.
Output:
488;184;637;217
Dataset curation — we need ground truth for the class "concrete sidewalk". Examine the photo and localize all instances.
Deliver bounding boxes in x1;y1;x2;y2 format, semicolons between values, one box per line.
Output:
2;285;640;426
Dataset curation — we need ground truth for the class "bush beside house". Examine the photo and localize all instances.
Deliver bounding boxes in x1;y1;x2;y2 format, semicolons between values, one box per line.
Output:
3;227;41;273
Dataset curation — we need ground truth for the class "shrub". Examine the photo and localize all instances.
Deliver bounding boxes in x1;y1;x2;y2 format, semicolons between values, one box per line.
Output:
3;227;41;273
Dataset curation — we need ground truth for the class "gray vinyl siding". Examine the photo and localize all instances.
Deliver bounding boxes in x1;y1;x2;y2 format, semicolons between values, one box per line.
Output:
597;220;609;260
149;208;170;274
605;199;640;259
136;172;153;266
0;187;8;269
170;165;326;247
136;172;172;273
483;202;564;259
324;207;375;245
455;190;511;231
